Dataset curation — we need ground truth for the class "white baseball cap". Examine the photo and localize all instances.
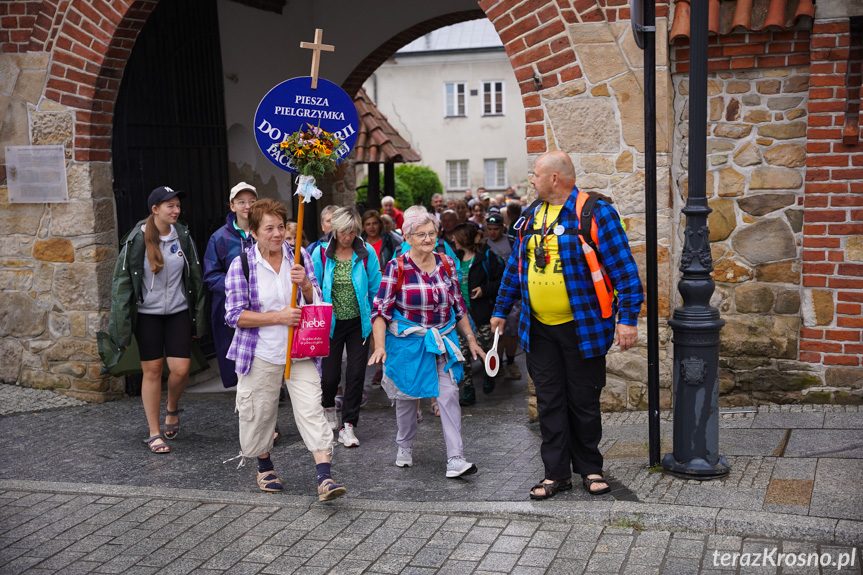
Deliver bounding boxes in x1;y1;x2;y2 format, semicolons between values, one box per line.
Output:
230;182;257;202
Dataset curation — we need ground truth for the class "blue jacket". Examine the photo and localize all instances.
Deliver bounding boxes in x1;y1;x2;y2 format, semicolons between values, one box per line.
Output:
492;186;644;358
384;310;464;398
202;213;255;387
311;236;382;339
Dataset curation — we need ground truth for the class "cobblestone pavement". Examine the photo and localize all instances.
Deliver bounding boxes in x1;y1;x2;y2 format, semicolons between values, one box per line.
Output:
2;370;862;573
1;483;860;575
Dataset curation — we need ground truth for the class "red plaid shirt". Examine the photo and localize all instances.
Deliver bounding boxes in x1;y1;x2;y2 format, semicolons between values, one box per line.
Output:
372;252;466;329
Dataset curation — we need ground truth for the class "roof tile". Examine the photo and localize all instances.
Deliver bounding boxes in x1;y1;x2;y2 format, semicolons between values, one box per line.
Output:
670;0;815;42
352;88;421;165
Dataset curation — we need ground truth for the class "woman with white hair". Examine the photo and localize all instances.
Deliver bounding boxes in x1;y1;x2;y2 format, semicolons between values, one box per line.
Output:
369;209;485;477
311;207;382;447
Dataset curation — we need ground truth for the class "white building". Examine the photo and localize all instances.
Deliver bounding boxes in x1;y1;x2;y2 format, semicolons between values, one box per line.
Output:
363;19;528;199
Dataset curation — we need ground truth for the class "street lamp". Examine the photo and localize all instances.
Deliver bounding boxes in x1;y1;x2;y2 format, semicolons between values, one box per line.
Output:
661;0;730;479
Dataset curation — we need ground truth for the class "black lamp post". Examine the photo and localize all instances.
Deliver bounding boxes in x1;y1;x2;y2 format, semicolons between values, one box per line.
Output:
661;0;729;479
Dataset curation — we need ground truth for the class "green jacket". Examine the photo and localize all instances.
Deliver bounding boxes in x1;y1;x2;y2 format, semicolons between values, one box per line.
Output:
98;219;207;374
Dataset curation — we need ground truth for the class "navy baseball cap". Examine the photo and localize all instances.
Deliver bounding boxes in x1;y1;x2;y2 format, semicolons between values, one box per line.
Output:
486;213;505;227
148;186;186;211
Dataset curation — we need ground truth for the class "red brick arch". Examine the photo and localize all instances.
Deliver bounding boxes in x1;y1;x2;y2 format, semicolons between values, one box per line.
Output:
25;0;667;165
38;0;157;162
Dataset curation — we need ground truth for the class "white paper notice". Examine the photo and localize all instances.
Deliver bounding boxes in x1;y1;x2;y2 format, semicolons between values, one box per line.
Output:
6;145;69;203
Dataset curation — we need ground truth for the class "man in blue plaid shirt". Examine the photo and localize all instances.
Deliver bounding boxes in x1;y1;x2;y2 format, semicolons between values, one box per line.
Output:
491;151;643;500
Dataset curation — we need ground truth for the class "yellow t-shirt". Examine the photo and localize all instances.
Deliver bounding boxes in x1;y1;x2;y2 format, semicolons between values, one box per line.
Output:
527;203;572;325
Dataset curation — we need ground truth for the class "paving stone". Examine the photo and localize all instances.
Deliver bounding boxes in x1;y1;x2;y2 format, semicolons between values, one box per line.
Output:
785;430;863;458
751;412;825;429
586;551;626;571
516;546;556;567
477;551;519;572
409;546;450;568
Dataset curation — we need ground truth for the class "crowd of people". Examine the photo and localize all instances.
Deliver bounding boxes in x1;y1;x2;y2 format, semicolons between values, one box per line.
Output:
99;151;643;503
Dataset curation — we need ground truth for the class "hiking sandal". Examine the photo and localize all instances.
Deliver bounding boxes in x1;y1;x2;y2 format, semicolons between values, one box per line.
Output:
257;470;283;492
317;478;346;501
582;474;611;495
164;406;183;439
529;478;572;500
143;434;170;454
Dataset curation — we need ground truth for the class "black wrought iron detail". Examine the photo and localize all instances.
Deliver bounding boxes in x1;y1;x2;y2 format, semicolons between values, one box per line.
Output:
681;356;707;386
680;225;712;271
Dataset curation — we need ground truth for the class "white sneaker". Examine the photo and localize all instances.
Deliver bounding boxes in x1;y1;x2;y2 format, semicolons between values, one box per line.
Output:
395;446;413;467
446;456;478;478
324;407;338;430
338;423;359;447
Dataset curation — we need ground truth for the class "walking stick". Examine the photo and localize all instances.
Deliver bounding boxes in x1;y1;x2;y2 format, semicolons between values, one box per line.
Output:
284;200;305;380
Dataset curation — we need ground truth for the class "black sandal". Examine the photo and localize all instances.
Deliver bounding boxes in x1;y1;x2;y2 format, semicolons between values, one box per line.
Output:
582;473;611;495
164;406;183;440
529;478;572;500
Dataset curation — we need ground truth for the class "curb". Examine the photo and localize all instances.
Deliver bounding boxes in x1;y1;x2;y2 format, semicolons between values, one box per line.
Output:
4;480;860;545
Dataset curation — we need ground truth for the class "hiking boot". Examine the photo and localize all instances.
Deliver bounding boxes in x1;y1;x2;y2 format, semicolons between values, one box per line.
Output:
338;423;359;447
483;375;496;394
395;446;413;468
505;363;522;380
459;384;476;406
446;456;478;478
324;407;338;430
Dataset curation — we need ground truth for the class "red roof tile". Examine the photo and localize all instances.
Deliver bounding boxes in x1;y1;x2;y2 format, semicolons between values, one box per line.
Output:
352;88;421;164
670;0;815;42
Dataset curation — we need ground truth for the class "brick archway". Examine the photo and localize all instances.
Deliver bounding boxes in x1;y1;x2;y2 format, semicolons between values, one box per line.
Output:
39;0;157;162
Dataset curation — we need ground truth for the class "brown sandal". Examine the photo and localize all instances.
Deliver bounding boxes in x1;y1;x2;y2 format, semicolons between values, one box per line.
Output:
257;470;283;493
582;474;611;495
529;478;572;500
143;434;170;454
317;478;346;501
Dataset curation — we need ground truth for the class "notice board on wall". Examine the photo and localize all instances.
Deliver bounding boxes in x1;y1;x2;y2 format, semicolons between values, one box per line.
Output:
6;145;69;203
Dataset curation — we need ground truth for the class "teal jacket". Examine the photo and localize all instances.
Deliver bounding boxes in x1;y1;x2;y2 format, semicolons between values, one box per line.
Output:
311;236;382;339
383;310;464;398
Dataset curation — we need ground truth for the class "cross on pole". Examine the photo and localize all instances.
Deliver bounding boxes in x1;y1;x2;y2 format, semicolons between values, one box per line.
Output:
300;28;334;90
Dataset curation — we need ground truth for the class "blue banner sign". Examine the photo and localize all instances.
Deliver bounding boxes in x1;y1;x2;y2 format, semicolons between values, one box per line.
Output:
254;77;359;173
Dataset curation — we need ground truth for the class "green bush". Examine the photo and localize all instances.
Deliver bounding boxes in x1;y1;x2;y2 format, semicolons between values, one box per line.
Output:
356;165;442;210
396;164;442;210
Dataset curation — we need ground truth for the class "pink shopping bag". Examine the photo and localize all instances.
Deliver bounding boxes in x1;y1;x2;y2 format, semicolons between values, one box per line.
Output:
291;302;332;359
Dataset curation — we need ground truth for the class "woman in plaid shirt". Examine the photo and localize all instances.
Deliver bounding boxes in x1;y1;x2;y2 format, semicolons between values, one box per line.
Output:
369;208;486;477
224;199;346;501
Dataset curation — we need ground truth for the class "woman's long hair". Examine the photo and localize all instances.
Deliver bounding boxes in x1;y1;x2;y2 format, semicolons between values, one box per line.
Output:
144;214;164;274
453;222;482;253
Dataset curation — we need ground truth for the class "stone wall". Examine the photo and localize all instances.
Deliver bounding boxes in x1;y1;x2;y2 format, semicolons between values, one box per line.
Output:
672;63;861;405
0;51;123;401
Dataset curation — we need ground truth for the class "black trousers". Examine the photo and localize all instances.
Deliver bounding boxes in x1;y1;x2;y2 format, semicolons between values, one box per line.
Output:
320;316;370;427
526;319;606;480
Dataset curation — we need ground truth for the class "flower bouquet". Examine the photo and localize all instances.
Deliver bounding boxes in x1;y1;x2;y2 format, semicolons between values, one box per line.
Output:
280;123;342;202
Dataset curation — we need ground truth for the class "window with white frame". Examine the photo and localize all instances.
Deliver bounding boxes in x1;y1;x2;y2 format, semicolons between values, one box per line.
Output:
444;82;467;117
482;81;504;115
446;160;470;189
484;159;507;189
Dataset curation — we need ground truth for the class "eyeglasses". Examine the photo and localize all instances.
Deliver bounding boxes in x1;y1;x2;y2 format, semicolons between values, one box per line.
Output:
233;200;256;207
412;232;437;241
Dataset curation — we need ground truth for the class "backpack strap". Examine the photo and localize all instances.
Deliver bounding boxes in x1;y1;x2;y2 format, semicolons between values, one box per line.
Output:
394;253;452;293
395;256;405;292
578;193;601;255
240;250;250;283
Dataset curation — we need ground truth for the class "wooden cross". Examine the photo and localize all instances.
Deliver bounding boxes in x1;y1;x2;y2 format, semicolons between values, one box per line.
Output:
300;28;334;90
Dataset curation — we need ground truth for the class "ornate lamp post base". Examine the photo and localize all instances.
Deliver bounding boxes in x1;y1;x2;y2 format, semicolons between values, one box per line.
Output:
662;455;730;480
